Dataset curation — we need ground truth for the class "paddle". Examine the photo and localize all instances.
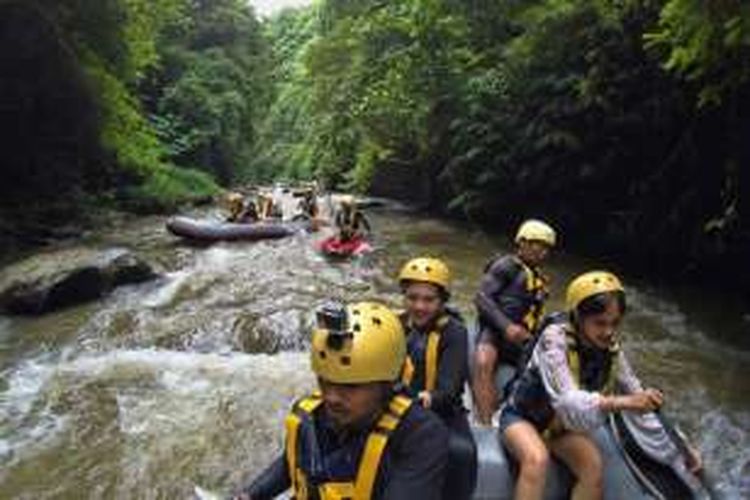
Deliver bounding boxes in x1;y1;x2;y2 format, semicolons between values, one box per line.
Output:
653;410;724;500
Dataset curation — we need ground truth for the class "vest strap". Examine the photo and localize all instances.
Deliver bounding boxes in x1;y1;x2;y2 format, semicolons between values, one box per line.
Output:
285;394;323;499
285;393;412;500
564;331;619;394
402;315;448;392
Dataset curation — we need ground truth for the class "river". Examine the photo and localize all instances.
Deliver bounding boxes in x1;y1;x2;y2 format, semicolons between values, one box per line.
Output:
1;203;748;498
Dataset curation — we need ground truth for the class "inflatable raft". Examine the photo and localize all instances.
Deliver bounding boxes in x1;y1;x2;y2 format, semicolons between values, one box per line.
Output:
166;216;309;242
196;330;719;500
471;414;710;499
195;406;712;500
316;236;372;258
467;329;714;500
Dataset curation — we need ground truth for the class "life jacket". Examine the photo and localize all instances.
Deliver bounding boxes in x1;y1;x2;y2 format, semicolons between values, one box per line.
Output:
400;315;449;392
285;392;413;500
503;311;568;397
483;255;549;332
399;306;465;393
302;195;319;218
508;323;619;433
336;208;364;239
259;198;274;219
565;329;619;395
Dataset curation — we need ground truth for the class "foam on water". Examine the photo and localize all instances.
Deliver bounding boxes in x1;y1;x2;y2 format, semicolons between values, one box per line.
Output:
1;347;313;496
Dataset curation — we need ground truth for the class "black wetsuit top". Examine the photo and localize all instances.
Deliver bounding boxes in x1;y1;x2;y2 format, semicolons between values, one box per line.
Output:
241;401;449;500
475;254;548;365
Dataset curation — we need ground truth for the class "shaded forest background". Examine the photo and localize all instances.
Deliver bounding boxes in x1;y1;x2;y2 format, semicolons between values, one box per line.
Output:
1;0;748;292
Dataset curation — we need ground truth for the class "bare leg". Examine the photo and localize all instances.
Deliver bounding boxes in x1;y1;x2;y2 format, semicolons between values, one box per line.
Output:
472;342;499;425
550;432;603;500
503;421;549;500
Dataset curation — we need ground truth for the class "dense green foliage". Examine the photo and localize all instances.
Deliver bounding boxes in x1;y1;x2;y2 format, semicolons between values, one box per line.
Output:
0;0;268;245
2;0;748;290
256;0;750;289
147;0;270;184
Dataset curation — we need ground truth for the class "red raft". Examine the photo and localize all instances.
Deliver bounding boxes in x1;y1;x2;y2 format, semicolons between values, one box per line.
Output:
316;236;372;258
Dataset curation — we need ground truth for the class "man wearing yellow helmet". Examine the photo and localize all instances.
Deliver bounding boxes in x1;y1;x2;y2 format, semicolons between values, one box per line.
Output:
473;219;556;425
498;271;702;500
334;195;371;242
257;192;282;220
236;301;449;500
398;257;477;500
297;188;319;219
225;193;259;224
225;193;244;222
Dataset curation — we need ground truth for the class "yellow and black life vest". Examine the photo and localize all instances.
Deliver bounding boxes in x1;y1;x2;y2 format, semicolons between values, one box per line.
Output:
284;392;413;500
523;325;620;439
543;327;620;438
518;258;549;332
336;209;359;238
482;255;549;334
564;327;619;394
400;315;449;392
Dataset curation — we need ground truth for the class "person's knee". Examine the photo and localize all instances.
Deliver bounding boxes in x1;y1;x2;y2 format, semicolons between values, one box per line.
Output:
580;449;603;488
521;446;549;480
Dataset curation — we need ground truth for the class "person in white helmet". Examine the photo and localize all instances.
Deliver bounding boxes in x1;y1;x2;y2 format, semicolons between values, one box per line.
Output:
472;219;557;426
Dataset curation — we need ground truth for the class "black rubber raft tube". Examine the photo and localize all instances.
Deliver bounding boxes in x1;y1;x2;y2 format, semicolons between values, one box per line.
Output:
472;420;710;499
166;216;310;242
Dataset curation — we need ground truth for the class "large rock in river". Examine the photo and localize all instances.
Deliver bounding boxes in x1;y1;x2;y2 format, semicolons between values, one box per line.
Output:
0;247;156;315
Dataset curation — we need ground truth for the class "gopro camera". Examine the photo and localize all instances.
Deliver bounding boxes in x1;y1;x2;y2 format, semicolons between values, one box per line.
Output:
316;302;350;350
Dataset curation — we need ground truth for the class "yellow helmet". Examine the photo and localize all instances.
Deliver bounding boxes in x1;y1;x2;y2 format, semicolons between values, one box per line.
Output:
398;257;451;290
226;192;244;213
566;271;624;312
515;219;556;247
226;192;243;204
311;302;405;384
339;195;355;207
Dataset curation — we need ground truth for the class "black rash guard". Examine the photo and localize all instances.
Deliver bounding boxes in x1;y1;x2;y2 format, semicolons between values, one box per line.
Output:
475;254;549;365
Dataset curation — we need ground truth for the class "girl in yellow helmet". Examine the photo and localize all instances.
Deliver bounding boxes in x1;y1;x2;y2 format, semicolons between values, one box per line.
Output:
398;257;477;500
498;271;702;500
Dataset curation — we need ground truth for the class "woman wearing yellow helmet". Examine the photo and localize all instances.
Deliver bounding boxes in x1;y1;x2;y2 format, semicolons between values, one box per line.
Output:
498;271;702;500
236;301;450;500
398;257;477;500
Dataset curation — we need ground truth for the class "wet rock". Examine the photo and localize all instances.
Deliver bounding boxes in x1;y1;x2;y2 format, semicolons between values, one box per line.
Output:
0;247;157;315
232;314;281;354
